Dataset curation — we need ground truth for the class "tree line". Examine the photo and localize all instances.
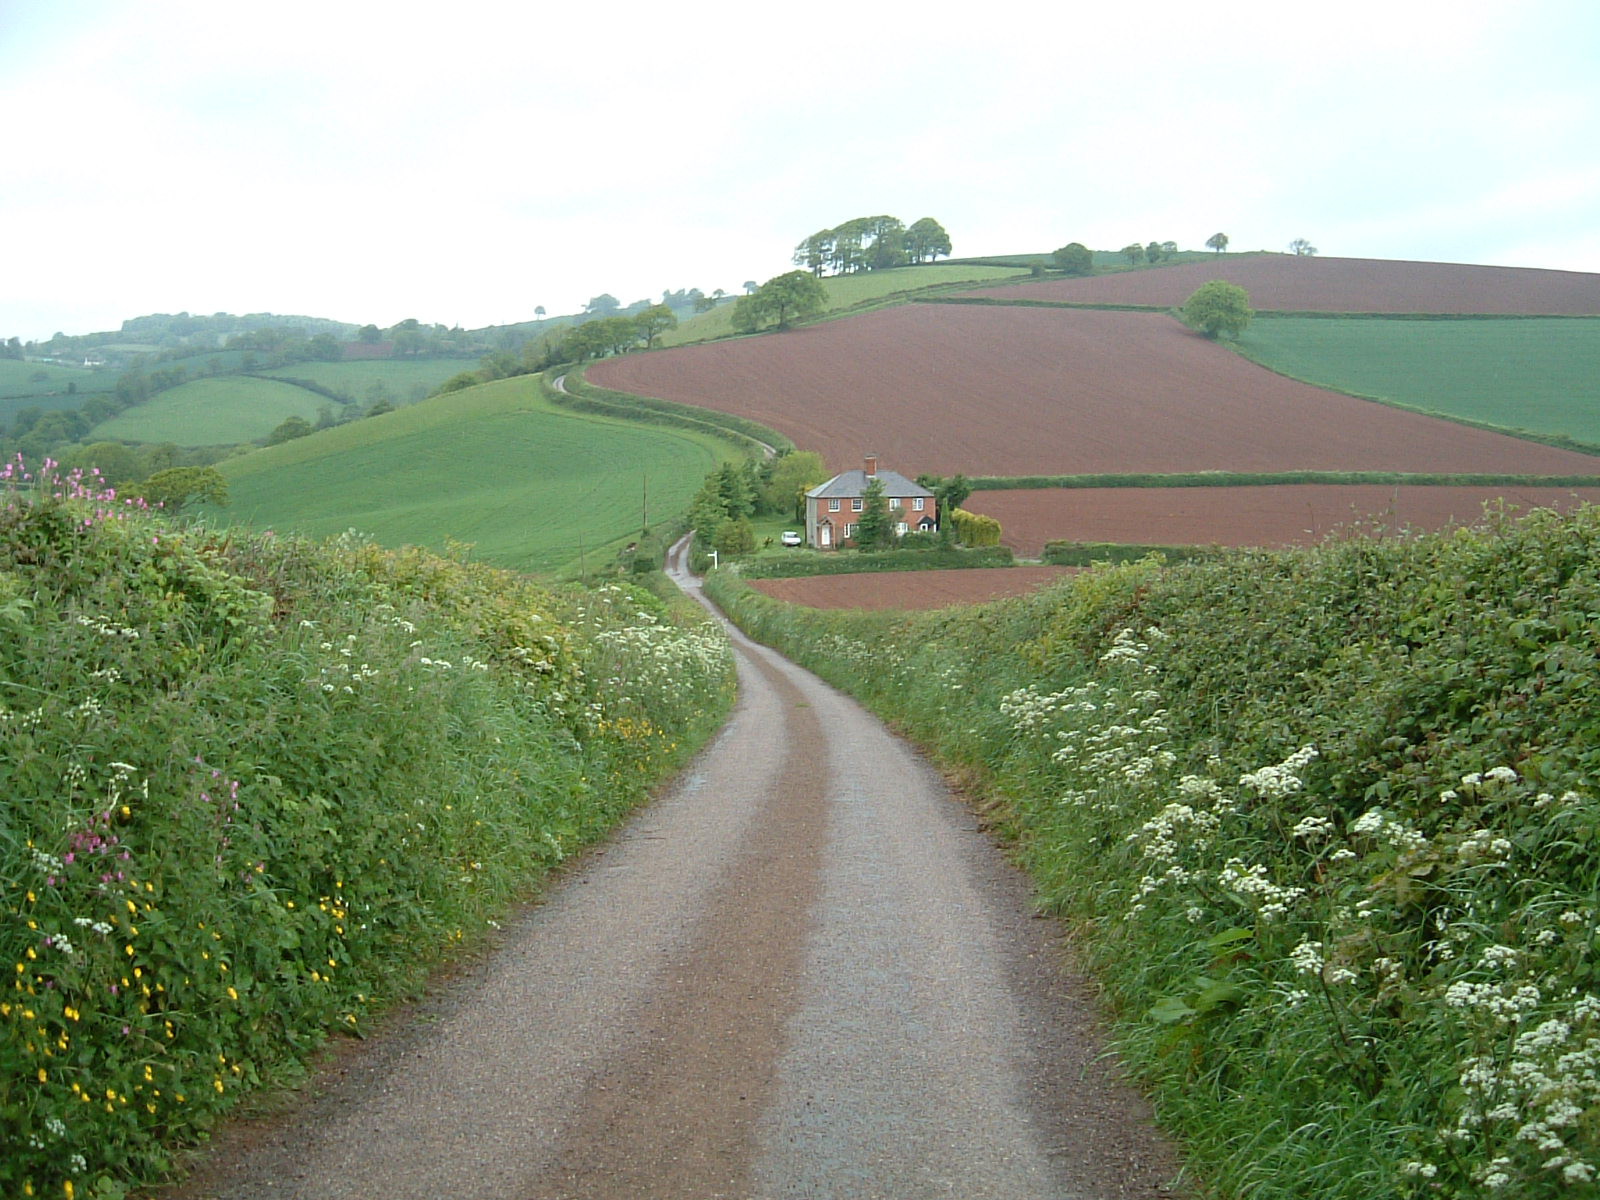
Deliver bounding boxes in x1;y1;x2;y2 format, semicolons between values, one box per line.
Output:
793;215;951;277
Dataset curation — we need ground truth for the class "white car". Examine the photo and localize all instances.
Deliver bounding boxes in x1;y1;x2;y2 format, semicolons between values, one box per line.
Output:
780;530;803;547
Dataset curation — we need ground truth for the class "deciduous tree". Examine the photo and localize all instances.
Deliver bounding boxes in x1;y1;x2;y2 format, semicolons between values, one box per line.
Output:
1289;238;1318;256
853;477;893;549
1051;242;1093;275
905;217;952;264
731;270;828;332
1206;232;1230;255
634;304;678;349
142;466;229;510
1180;280;1254;339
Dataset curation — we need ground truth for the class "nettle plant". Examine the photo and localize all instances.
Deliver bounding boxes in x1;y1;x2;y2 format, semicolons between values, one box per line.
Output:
1001;627;1600;1196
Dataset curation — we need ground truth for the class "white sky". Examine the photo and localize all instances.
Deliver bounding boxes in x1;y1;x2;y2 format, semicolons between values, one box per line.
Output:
3;0;1597;341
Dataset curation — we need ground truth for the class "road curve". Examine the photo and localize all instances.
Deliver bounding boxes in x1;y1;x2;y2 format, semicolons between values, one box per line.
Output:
158;540;1185;1200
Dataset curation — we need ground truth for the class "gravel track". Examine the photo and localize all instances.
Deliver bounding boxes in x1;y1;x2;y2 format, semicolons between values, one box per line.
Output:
156;541;1185;1199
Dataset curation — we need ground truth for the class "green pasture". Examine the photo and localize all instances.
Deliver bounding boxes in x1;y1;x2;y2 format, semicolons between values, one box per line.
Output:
91;375;325;444
0;358;116;399
211;376;736;574
1240;316;1600;445
262;358;469;404
659;263;1028;347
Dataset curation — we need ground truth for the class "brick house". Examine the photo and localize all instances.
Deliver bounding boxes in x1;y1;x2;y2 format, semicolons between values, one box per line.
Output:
804;454;937;549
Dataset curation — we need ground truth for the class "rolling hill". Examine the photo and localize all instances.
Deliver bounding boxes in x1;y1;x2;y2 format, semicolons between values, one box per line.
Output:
211;376;734;574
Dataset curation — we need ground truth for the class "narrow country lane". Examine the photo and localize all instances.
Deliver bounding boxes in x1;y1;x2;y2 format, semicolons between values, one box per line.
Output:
159;540;1185;1200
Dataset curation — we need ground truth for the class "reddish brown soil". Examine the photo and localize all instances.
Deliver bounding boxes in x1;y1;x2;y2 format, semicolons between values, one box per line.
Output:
586;305;1600;479
957;255;1600;313
749;566;1076;610
966;485;1600;557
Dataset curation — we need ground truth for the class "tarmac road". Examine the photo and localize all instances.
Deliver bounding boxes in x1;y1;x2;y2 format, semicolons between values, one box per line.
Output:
158;538;1184;1200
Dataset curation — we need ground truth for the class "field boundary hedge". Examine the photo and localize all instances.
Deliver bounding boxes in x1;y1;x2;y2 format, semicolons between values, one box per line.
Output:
969;470;1600;491
1040;540;1222;566
734;545;1013;579
544;370;792;456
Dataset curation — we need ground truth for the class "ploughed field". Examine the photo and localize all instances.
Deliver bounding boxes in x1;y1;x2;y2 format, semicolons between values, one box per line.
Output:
969;484;1600;558
954;254;1600;314
587;304;1600;479
748;566;1075;610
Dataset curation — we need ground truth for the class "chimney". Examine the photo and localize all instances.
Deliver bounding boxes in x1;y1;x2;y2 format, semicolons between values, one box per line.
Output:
864;453;878;477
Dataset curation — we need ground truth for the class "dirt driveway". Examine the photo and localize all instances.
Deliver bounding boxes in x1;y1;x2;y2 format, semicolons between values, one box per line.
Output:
154;543;1185;1199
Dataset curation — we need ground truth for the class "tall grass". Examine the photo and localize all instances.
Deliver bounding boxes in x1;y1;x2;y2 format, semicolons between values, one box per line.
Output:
1;458;734;1197
705;503;1600;1198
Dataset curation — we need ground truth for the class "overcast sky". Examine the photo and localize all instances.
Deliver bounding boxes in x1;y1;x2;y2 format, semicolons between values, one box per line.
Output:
3;0;1597;341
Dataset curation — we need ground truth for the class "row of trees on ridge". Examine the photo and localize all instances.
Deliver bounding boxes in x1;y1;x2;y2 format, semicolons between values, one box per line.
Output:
793;216;951;276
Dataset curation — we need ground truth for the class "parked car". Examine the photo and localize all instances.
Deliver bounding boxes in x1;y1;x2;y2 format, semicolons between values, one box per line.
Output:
780;530;803;546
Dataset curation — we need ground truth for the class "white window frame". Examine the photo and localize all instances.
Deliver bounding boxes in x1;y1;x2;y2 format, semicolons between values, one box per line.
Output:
913;497;925;511
851;497;864;512
829;497;841;512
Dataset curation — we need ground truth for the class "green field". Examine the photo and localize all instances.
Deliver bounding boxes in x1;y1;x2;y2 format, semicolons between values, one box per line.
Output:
262;358;469;404
91;376;325;444
0;359;118;399
212;376;735;574
658;263;1028;347
1241;316;1600;444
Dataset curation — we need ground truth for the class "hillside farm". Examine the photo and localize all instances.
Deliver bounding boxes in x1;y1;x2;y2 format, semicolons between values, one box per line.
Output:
956;254;1600;314
967;483;1600;557
586;304;1600;478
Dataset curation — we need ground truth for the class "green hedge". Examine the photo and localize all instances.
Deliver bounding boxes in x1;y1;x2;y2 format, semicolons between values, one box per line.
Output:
1041;540;1222;566
703;506;1600;1199
1;467;734;1197
970;471;1600;491
546;370;793;456
734;544;1012;579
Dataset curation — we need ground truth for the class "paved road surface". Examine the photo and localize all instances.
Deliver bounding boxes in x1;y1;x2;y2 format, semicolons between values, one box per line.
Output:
160;539;1184;1199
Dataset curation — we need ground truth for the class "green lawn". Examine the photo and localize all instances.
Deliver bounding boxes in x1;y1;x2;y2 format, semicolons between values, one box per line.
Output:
1240;316;1600;444
210;376;737;575
658;263;1029;347
92;376;326;445
262;358;470;405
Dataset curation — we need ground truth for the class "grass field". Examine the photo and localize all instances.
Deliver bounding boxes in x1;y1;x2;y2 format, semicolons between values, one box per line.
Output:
262;358;470;404
91;375;326;444
657;263;1028;347
1240;316;1600;444
0;359;118;399
211;376;737;574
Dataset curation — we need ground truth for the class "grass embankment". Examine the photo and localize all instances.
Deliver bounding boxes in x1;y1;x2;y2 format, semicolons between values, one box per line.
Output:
705;509;1600;1198
1238;317;1600;447
1;463;735;1198
213;376;736;575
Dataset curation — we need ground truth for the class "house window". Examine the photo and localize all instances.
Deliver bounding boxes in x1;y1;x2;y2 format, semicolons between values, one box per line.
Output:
896;522;908;536
851;498;864;512
844;523;858;538
913;497;925;511
829;498;841;512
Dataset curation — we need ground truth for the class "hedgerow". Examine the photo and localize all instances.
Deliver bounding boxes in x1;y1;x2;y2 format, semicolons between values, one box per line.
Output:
1;457;733;1198
705;503;1600;1198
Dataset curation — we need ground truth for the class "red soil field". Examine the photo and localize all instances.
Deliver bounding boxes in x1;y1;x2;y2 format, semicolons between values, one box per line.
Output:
586;305;1600;478
956;255;1600;314
967;485;1600;557
748;566;1075;610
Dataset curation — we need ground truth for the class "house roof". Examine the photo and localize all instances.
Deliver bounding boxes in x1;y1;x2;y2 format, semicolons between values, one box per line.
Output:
807;469;933;500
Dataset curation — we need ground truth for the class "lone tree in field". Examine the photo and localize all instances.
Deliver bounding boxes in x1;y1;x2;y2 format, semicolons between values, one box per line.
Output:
1051;242;1093;275
1181;280;1253;339
1206;232;1230;255
1289;238;1318;256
